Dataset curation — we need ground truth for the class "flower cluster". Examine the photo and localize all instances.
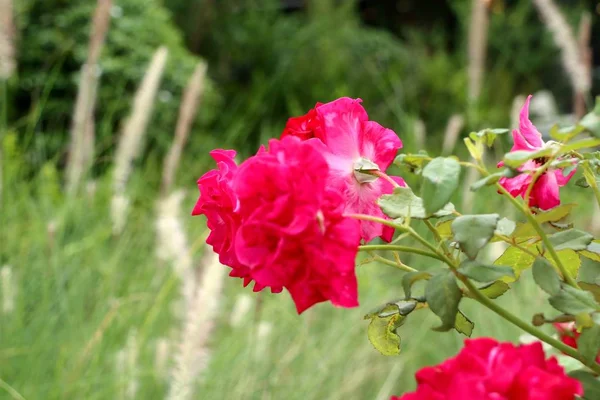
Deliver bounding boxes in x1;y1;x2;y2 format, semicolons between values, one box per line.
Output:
192;98;403;312
498;95;575;210
392;338;583;400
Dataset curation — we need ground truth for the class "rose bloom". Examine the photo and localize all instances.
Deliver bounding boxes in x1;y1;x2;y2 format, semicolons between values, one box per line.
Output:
498;95;575;210
555;322;600;363
191;150;255;286
232;136;362;313
281;97;404;242
392;338;583;400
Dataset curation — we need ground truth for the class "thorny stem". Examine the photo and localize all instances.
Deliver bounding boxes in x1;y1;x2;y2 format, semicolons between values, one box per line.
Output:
414;221;600;374
464;154;579;289
461;275;600;374
358;244;443;262
495;182;580;289
371;254;418;272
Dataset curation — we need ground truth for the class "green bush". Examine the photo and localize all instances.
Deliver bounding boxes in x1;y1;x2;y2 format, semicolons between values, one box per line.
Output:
14;0;221;167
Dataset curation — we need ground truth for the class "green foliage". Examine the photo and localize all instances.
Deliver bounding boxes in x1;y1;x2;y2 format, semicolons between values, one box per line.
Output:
569;370;600;400
425;270;462;331
451;214;499;259
548;229;594;251
548;284;600;315
378;186;455;220
365;305;405;356
15;0;221;161
578;324;600;363
458;261;514;282
532;257;561;295
580;97;600;138
421;157;461;215
402;271;431;299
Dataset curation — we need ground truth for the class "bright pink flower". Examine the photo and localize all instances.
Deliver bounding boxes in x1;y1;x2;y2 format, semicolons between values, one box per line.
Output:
281;98;404;242
191;150;275;292
498;95;575;210
554;322;600;363
233;136;362;313
392;338;583;400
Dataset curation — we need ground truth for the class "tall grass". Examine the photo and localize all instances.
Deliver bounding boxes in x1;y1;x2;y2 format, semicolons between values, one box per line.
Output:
1;2;598;400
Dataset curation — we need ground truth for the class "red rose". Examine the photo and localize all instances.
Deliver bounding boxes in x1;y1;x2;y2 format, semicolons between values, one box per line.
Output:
554;322;600;363
280;106;321;140
233;136;361;313
392;338;583;400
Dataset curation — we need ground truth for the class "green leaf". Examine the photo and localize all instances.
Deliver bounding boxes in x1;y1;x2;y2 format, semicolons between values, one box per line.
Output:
458;260;515;282
494;245;536;282
365;308;404;356
495;218;516;237
511;203;576;239
401;271;431;299
470;171;504;192
550;124;585;142
569;370;600;400
463;137;482;160
502;148;554;168
426;270;462;331
579;324;600;363
394;153;431;171
536;204;576;223
452;214;499;259
549;284;600;314
580;241;600;262
532;257;561;295
576;176;591;188
545;249;581;280
435;219;453;239
580;97;600;138
469;128;509;147
421;157;461;215
548;229;594;251
378;186;455;220
579;282;600;304
477;281;510;299
454;311;474;337
562;138;600;153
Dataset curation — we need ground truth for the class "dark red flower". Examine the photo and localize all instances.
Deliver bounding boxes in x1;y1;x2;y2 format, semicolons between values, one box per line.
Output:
554;322;600;363
392;338;583;400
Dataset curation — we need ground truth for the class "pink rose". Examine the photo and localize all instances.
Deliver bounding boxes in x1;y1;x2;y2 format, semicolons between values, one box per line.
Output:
281;98;404;242
498;95;575;210
233;136;362;313
393;338;583;400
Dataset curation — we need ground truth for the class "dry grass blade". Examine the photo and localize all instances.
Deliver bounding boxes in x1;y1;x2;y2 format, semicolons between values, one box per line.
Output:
167;247;226;400
441;114;464;156
66;0;113;193
111;46;168;234
533;0;590;94
0;0;16;80
161;62;208;195
467;0;489;102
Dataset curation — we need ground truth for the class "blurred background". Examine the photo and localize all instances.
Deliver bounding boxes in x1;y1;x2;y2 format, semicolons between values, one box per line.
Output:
2;0;600;398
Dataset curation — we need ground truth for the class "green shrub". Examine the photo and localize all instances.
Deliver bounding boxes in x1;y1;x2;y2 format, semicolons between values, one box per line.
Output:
14;0;221;167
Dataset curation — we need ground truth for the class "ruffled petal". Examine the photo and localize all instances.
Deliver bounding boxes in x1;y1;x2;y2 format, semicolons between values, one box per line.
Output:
360;120;403;170
554;167;576;187
531;172;560;210
314;97;368;159
519;95;544;149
